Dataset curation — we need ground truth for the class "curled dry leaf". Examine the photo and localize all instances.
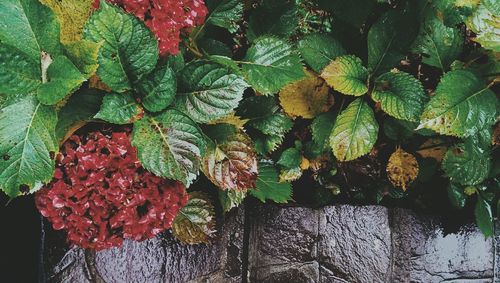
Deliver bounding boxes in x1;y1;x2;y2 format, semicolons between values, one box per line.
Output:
279;71;333;119
203;130;258;191
171;192;216;245
387;147;419;191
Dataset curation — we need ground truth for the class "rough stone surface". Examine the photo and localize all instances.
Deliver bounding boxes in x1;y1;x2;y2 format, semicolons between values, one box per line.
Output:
318;206;392;283
42;204;497;283
390;208;494;283
41;207;244;283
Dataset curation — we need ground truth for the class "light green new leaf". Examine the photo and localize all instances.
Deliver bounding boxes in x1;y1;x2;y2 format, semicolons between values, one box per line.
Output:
132;110;206;186
330;99;379;161
175;61;248;123
321;55;368;96
372;71;427;122
241;37;305;95
0;95;58;197
418;70;497;137
297;33;346;73
475;194;494;237
0;0;61;62
466;4;500;52
136;65;176;112
205;0;243;33
95;93;143;124
250;163;292;203
412;11;464;71
37;55;86;105
83;0;158;92
442;137;491;186
0;43;41;95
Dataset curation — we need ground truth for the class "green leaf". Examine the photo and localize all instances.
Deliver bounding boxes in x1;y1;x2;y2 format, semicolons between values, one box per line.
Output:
36;55;86;105
311;110;337;153
411;11;464;71
250;162;293;203
329;99;379;161
237;96;293;136
442;137;491;186
466;4;500;52
63;39;100;79
475;194;493;237
321;55;368;96
83;0;158;92
0;95;58;197
175;61;248;123
254;133;284;155
132;110;206;186
447;183;467;209
172;192;216;244
0;43;41;95
432;0;476;26
372;71;427;122
205;0;243;33
314;0;375;28
55;89;104;141
219;190;247;213
418;70;497;137
0;0;61;62
297;33;346;73
367;8;418;74
94;93;143;124
241;37;305;95
136;65;176;112
277;148;301;169
199;38;232;57
247;1;299;42
482;0;500;15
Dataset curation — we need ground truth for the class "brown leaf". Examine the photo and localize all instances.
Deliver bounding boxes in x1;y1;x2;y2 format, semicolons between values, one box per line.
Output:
202;130;258;190
387;147;419;191
279;71;333;119
416;138;447;162
171;192;216;245
89;75;112;92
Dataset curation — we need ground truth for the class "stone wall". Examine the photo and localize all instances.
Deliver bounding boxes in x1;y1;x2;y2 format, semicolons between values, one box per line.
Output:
41;203;497;283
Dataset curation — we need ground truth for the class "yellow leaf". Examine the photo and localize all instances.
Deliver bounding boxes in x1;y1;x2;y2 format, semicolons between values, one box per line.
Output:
207;112;248;129
279;71;332;119
387;147;419;191
64;40;100;78
40;0;93;43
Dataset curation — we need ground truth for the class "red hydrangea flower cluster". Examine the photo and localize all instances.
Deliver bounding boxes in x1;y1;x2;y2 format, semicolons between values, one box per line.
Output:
36;129;188;250
93;0;208;56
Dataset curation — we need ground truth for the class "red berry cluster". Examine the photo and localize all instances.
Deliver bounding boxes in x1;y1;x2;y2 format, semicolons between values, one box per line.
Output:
94;0;208;56
36;129;188;250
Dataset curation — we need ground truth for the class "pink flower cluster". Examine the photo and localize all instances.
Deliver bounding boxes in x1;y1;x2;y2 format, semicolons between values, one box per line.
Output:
36;129;188;250
94;0;208;56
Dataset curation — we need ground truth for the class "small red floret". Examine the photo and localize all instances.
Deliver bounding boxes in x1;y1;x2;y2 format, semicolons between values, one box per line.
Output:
93;0;208;56
36;128;188;250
